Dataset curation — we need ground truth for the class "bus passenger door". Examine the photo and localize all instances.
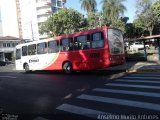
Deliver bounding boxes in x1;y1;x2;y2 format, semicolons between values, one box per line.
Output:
15;48;23;70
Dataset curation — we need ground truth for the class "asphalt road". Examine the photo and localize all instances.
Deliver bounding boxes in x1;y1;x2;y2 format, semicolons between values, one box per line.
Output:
0;66;117;120
0;65;160;120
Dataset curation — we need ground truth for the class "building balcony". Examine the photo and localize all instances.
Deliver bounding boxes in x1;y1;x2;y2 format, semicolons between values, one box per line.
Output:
37;8;51;16
36;1;50;8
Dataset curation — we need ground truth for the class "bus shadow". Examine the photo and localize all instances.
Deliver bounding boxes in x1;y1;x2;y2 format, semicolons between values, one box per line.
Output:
21;69;126;77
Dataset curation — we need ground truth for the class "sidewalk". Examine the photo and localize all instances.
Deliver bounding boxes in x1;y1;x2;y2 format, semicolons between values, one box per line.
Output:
107;61;160;80
107;61;160;72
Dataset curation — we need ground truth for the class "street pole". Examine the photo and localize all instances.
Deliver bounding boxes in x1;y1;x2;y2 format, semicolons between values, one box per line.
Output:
31;21;34;41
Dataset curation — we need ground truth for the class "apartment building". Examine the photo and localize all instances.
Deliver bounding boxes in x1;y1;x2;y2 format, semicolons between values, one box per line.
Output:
0;0;19;37
0;0;66;62
16;0;66;40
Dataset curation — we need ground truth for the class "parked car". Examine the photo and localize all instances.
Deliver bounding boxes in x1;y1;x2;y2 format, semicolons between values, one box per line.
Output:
130;42;150;51
0;61;6;66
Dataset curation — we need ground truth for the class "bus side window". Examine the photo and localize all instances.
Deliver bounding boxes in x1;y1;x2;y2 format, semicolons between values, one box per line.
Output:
48;40;59;53
74;35;90;50
37;42;47;54
16;49;21;60
22;46;27;56
60;38;73;52
91;32;104;49
28;44;36;55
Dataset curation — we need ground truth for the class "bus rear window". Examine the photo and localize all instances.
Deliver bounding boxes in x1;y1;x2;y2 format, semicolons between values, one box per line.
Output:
108;29;124;54
91;32;104;48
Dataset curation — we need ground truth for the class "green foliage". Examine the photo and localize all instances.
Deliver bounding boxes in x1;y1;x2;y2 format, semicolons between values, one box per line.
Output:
80;0;97;13
152;0;160;17
111;19;126;33
134;0;159;36
39;8;85;37
136;0;153;14
99;0;126;32
87;12;105;29
101;0;126;23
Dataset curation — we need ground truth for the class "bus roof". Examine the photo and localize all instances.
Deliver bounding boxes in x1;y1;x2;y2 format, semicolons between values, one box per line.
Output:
16;26;121;48
16;39;52;48
53;26;115;40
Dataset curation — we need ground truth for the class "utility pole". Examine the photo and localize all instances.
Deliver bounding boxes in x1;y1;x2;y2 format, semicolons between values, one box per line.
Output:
30;21;34;41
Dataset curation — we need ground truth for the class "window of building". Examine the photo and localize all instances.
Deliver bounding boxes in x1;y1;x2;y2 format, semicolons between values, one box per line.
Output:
57;0;62;7
91;32;104;48
48;40;59;53
37;42;47;54
51;7;57;13
36;0;49;2
3;43;6;47
51;0;57;6
28;44;36;55
7;43;11;47
74;35;90;50
16;49;21;60
60;38;73;52
22;46;28;56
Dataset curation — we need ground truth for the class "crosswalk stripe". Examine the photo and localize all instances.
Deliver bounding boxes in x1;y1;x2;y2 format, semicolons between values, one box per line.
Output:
93;88;160;98
34;117;48;120
129;74;160;77
77;94;160;111
105;83;160;89
124;76;160;80
56;104;108;118
117;79;160;84
131;72;160;74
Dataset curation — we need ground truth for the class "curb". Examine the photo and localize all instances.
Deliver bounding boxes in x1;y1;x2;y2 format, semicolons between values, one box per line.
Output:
108;72;128;80
127;69;160;73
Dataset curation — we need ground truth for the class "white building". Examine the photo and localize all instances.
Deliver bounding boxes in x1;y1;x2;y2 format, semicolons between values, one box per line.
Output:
0;0;19;37
16;0;66;40
0;36;20;61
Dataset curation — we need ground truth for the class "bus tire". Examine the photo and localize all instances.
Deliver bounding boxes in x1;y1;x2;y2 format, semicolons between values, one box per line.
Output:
24;64;30;73
63;62;73;74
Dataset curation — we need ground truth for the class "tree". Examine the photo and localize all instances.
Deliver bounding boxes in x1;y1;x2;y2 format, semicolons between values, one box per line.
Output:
87;12;104;29
136;0;152;14
135;0;158;36
80;0;97;13
152;0;160;17
133;19;144;37
101;0;126;24
39;8;85;37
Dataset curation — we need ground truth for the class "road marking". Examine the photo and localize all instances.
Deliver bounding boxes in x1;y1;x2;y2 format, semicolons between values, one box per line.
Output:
93;88;160;98
77;94;160;111
105;83;160;90
117;79;160;84
34;117;48;120
56;104;108;118
123;76;160;80
129;74;160;77
0;76;16;79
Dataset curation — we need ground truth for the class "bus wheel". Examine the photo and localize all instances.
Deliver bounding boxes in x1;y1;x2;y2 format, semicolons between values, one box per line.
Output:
24;64;30;73
63;62;73;74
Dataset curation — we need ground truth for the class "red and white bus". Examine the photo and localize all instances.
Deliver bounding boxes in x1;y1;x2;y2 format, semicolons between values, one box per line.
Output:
15;26;125;73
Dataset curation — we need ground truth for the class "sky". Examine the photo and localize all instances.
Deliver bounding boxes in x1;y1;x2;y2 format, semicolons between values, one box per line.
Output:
66;0;137;23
